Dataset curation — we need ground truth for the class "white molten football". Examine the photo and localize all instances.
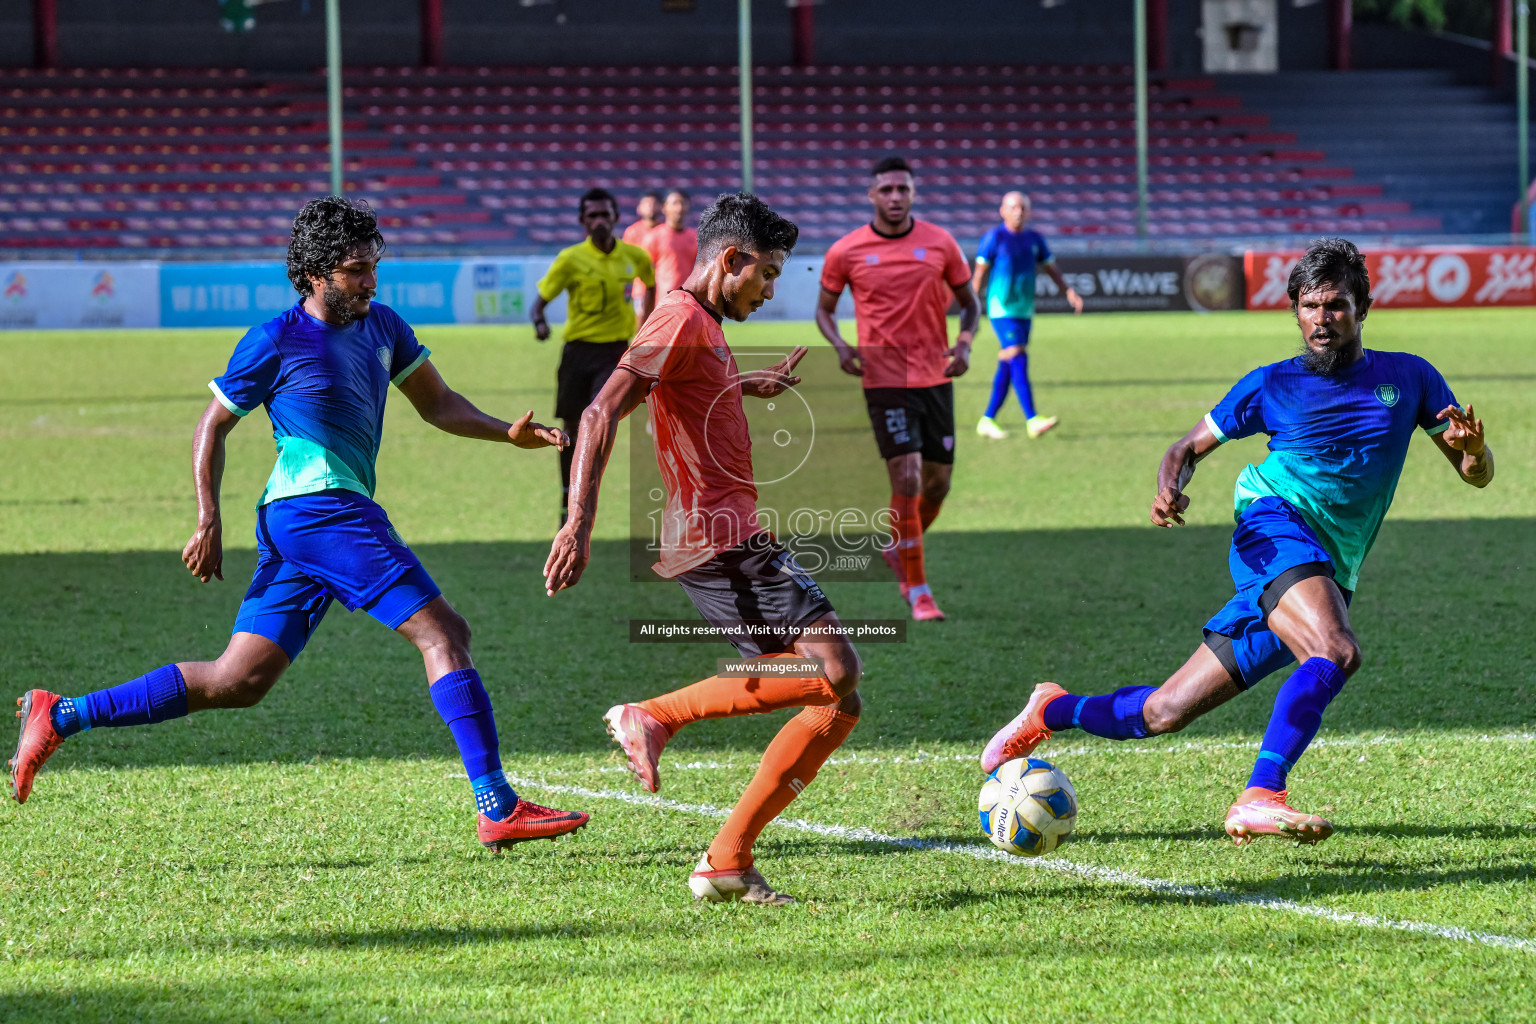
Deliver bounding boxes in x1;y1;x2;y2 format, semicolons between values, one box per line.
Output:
978;757;1078;857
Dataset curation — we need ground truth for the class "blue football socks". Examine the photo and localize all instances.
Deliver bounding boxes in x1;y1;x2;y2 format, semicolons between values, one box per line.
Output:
1247;657;1347;792
984;361;1011;419
430;668;518;821
49;697;92;738
1007;352;1036;420
53;664;189;737
1042;686;1155;741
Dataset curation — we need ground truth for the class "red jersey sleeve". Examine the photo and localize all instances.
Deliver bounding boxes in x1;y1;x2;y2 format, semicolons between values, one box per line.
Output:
618;302;691;381
820;238;850;294
941;230;972;288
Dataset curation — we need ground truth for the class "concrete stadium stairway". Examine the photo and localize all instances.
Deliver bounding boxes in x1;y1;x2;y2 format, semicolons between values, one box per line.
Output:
1215;69;1529;237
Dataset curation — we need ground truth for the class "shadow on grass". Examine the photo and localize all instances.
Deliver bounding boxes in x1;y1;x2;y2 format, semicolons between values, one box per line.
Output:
1;519;1531;771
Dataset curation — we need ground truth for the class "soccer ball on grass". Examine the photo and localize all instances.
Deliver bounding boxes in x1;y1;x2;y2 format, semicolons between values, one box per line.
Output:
978;757;1077;856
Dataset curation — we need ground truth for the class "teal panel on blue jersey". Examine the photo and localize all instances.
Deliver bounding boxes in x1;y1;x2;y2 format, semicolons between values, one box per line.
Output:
211;302;430;508
977;225;1053;320
1208;350;1457;590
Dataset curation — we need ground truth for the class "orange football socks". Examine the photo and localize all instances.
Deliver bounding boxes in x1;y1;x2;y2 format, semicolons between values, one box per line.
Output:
706;704;860;869
919;494;942;532
639;653;839;737
891;492;928;595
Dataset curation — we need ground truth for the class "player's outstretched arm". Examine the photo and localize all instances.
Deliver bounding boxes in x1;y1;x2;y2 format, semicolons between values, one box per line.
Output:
1043;263;1084;315
970;259;991;306
1151;418;1222;528
815;287;862;376
543;367;650;595
183;398;241;583
740;347;807;399
1432;403;1494;488
943;280;980;378
397;359;567;450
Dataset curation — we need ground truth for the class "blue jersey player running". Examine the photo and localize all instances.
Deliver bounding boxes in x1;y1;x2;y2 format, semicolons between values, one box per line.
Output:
10;197;591;851
972;191;1082;441
982;238;1493;845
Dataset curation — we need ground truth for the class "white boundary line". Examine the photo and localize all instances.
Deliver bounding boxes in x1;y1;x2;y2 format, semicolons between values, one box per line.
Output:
525;731;1536;778
508;774;1536;957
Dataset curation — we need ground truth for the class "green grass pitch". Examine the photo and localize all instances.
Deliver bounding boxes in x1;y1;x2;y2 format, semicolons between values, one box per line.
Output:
1;308;1534;1022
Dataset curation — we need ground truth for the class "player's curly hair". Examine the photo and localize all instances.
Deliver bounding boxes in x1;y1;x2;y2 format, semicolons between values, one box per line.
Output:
1287;237;1371;314
286;196;386;296
695;193;798;264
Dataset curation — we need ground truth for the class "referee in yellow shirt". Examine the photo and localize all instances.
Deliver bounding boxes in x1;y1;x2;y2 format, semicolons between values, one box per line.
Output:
531;187;655;526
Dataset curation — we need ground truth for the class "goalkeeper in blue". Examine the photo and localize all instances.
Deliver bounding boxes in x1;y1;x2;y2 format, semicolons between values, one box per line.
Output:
11;196;590;851
982;237;1493;845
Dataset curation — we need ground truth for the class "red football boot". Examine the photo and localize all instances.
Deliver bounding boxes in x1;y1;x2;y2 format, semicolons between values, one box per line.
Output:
478;798;590;852
11;690;66;804
1225;787;1334;846
603;703;670;793
980;681;1068;774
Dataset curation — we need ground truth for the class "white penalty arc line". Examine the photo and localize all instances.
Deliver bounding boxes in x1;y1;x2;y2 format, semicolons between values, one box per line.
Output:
507;774;1536;957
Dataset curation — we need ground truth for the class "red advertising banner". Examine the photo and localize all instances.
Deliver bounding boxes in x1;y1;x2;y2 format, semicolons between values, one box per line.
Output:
1245;247;1536;310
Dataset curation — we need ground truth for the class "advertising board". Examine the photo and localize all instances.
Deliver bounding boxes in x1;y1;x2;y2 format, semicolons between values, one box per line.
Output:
1245;248;1536;310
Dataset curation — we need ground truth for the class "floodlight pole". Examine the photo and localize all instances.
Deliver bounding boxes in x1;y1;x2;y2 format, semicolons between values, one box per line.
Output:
1134;0;1149;239
326;0;345;197
739;0;755;194
1519;1;1530;239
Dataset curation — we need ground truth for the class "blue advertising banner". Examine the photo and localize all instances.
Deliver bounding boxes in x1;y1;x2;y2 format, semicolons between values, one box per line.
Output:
159;260;472;328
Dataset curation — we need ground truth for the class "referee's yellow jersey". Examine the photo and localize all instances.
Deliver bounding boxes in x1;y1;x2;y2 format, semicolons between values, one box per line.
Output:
536;238;655;343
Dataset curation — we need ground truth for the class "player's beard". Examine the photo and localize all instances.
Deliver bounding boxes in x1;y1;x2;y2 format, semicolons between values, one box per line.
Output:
321;279;368;324
1299;337;1358;377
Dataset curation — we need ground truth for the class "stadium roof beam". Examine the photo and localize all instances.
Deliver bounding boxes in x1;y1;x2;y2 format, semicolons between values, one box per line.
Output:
33;0;57;69
1328;0;1351;72
327;0;344;196
421;0;444;69
1134;0;1148;238
740;0;755;194
1494;0;1513;88
1147;0;1167;73
1520;1;1530;240
790;0;815;68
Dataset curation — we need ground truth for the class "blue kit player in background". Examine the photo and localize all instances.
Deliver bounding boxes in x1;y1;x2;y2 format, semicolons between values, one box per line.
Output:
972;191;1082;440
11;196;591;851
982;237;1494;844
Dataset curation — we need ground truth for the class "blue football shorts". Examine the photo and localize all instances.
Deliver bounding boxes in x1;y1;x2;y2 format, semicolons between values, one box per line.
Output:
991;316;1033;350
1202;496;1352;690
232;490;442;662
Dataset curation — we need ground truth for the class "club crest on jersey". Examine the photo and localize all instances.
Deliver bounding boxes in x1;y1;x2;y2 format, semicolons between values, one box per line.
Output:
376;347;391;371
913;247;927;260
714;345;729;363
1375;384;1400;407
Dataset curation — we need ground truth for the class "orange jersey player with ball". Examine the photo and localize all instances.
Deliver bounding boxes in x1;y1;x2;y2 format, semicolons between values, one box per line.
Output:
544;194;862;905
816;156;982;622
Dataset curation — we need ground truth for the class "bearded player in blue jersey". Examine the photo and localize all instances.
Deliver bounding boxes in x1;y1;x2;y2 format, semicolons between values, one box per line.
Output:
11;197;591;851
982;238;1493;845
973;191;1082;441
